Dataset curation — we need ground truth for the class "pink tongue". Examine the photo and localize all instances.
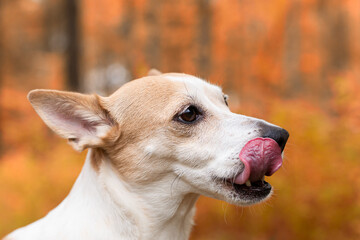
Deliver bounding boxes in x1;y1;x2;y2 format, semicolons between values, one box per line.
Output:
234;138;283;184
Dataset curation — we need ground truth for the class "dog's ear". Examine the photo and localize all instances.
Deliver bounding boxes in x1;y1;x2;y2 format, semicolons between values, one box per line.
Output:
28;89;119;152
147;68;162;76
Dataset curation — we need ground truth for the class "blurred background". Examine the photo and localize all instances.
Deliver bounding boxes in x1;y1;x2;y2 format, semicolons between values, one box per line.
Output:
0;0;359;239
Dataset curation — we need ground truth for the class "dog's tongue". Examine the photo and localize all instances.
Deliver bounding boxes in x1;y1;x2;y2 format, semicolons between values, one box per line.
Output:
234;138;283;184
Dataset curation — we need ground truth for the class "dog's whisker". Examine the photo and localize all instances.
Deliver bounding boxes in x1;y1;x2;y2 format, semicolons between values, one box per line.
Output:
221;201;230;225
170;173;183;197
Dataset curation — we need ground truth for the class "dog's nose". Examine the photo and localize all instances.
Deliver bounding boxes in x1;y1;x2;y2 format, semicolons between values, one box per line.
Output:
261;126;289;152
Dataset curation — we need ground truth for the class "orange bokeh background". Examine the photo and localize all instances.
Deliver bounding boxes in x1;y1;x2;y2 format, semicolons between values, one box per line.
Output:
1;0;360;239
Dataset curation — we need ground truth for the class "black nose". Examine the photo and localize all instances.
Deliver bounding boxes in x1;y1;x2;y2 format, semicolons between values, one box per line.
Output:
261;126;289;152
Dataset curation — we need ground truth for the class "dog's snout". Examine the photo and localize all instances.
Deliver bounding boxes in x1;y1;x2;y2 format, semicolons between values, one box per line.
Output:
261;126;289;152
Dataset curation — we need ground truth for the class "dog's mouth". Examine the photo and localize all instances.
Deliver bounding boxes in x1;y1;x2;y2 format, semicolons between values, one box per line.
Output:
235;137;283;184
220;138;283;203
223;177;272;201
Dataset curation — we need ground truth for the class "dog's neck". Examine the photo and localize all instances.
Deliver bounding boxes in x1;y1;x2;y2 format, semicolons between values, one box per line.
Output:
62;150;198;240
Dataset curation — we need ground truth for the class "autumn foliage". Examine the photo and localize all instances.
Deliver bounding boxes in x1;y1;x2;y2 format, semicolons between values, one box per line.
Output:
0;0;360;239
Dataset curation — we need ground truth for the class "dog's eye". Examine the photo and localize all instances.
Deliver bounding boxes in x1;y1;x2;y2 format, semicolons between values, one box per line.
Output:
178;106;199;123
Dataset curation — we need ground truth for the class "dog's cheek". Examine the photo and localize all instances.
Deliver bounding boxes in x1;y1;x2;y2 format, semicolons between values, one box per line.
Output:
164;123;218;165
143;141;173;160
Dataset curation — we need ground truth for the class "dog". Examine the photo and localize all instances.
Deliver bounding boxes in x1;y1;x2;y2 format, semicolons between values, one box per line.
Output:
4;70;289;240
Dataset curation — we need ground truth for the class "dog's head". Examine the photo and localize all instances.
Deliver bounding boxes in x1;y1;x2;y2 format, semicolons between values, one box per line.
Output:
28;71;288;206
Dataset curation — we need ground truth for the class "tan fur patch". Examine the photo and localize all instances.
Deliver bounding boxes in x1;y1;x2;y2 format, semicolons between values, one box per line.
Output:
99;77;187;182
90;148;106;172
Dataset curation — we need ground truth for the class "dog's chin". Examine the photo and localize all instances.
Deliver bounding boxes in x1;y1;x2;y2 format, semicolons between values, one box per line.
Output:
215;178;273;206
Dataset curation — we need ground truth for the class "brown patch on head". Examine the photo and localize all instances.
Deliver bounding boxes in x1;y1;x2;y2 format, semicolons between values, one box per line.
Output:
104;76;186;134
99;76;188;181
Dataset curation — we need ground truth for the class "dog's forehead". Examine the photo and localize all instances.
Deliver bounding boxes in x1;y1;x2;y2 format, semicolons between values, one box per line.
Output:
109;73;222;104
105;73;223;122
162;73;226;110
162;73;223;96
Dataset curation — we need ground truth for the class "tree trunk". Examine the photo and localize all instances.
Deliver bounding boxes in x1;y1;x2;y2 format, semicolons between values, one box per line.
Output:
118;0;135;78
197;0;212;78
145;0;161;69
283;2;302;97
0;0;4;155
65;0;80;90
318;1;348;102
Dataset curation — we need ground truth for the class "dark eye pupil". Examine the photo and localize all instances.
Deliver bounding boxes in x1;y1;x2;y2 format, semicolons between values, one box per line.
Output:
180;106;197;122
